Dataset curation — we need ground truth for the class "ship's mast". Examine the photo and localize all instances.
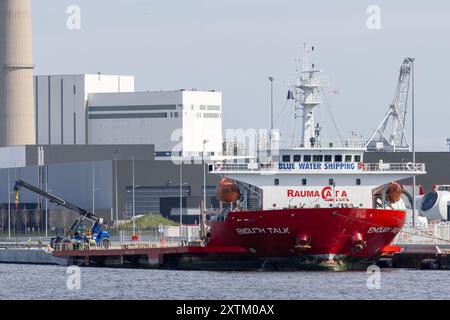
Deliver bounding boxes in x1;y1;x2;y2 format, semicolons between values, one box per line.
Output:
295;43;329;148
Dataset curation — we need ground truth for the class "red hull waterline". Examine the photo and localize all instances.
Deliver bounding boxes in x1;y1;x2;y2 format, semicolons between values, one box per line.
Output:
206;208;405;271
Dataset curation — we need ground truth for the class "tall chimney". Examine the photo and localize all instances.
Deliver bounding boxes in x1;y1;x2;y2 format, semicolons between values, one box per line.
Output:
0;0;35;146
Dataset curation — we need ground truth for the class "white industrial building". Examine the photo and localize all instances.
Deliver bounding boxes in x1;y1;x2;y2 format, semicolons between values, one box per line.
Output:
88;89;222;157
34;74;134;145
33;74;223;157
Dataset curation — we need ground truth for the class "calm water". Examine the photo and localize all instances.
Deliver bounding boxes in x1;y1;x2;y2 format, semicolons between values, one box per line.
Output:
0;264;448;300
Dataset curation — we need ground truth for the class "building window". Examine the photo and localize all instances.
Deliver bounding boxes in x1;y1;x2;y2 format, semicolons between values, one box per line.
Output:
356;178;361;185
88;112;168;120
303;155;312;162
274;179;279;186
324;155;332;162
203;113;220;118
282;155;291;163
345;155;352;162
335;155;343;162
313;155;323;162
191;105;194;110
302;179;307;186
354;155;361;162
293;155;301;162
174;112;178;118
207;105;221;111
329;179;334;186
200;105;206;110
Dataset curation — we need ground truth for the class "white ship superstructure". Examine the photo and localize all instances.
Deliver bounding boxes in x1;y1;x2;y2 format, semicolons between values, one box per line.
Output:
212;147;425;210
211;44;426;212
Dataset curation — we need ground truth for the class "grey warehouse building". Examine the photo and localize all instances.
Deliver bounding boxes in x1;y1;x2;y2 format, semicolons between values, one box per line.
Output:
0;144;220;232
0;142;449;235
364;152;450;192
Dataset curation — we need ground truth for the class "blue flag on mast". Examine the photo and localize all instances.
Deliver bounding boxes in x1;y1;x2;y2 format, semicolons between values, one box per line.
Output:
287;90;294;100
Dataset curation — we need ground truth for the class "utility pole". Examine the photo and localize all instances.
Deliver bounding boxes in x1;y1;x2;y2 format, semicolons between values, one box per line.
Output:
411;59;416;227
203;140;208;211
8;168;11;238
92;162;95;215
114;150;119;224
268;77;274;131
131;157;136;238
45;165;48;237
179;159;183;240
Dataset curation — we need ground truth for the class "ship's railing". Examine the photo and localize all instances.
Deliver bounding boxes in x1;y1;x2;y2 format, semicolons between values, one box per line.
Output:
278;139;367;149
362;162;425;172
299;76;330;87
211;162;425;173
394;223;450;245
212;163;261;172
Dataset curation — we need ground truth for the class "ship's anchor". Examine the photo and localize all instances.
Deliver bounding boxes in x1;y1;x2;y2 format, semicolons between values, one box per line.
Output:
351;232;367;253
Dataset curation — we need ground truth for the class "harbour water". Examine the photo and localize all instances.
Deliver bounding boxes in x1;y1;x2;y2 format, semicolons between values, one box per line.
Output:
0;264;449;300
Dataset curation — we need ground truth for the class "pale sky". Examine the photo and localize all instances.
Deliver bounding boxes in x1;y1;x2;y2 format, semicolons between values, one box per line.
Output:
31;0;450;151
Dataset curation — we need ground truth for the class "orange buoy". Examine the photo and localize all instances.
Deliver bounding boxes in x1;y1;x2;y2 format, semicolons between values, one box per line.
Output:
216;178;240;203
386;182;402;203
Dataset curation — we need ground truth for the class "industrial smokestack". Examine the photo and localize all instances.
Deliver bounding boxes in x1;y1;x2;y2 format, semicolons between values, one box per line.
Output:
0;0;35;146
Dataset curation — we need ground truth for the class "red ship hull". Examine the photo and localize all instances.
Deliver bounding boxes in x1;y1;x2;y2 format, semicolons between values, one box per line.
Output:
206;208;405;270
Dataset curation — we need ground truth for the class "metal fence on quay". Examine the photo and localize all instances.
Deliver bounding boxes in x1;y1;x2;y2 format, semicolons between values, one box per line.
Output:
0;238;204;252
50;240;191;252
393;223;450;245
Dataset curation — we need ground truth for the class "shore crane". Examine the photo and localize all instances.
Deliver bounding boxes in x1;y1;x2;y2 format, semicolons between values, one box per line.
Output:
367;57;415;152
14;179;110;250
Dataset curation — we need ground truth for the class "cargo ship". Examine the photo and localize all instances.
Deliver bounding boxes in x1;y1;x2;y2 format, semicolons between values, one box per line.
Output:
203;44;427;270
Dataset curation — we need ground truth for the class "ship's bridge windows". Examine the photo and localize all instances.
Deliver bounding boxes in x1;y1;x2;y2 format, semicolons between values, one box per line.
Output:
354;155;361;162
324;155;332;162
303;155;312;162
282;155;291;162
293;155;301;162
313;155;323;162
345;155;352;162
334;155;343;162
